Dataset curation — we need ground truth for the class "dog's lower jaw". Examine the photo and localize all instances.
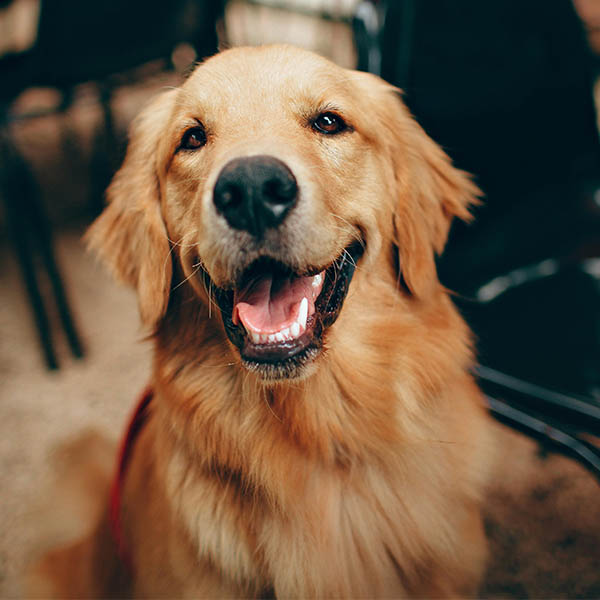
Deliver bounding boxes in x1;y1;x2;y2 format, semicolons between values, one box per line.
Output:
240;345;322;382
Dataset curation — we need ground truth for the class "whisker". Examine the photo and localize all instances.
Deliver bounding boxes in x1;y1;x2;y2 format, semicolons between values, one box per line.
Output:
329;213;354;229
342;248;357;269
329;213;366;253
166;235;199;249
172;264;201;291
197;263;221;314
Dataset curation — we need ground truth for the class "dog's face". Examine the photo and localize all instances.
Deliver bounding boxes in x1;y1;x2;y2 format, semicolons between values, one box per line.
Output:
88;45;478;380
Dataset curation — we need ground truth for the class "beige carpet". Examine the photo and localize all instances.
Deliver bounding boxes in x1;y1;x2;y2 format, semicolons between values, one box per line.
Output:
0;229;150;597
1;227;599;598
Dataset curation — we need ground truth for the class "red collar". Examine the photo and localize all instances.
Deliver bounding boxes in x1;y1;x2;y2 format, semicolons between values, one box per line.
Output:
109;386;153;570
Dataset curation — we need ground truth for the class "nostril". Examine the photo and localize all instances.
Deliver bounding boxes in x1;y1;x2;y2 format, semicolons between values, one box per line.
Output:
216;184;243;211
214;180;248;223
262;177;297;204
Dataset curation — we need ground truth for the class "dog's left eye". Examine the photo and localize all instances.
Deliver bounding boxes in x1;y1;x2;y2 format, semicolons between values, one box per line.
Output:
180;126;207;150
312;112;348;135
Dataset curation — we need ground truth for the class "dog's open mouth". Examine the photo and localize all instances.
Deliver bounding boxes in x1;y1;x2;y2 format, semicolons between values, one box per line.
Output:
202;242;364;378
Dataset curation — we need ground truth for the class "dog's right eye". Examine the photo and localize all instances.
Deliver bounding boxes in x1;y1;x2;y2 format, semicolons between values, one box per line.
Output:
180;126;207;151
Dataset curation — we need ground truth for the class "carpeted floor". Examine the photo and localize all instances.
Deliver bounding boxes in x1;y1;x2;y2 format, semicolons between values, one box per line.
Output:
0;229;150;597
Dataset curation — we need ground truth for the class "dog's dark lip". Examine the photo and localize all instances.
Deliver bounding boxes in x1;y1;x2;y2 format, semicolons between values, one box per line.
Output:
200;241;364;376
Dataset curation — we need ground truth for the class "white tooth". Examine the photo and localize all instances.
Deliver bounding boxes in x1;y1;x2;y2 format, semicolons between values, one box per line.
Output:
281;327;290;339
298;297;308;330
268;334;276;343
312;274;322;287
275;332;284;342
260;334;268;344
290;321;300;338
251;332;260;344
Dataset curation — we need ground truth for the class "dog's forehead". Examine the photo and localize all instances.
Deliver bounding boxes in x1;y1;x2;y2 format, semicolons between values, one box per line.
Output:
177;45;358;116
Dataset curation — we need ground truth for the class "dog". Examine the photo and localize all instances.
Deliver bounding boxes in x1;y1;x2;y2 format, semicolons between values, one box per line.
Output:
33;45;492;598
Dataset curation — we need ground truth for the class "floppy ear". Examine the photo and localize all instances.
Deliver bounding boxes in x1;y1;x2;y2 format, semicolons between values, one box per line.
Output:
386;91;481;298
86;89;177;328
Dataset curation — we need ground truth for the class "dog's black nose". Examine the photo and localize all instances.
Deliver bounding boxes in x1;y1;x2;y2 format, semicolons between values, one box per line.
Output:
213;155;298;238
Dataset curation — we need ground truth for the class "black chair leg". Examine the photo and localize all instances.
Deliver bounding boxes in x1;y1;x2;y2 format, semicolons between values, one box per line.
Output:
0;125;58;369
28;175;84;360
1;122;84;367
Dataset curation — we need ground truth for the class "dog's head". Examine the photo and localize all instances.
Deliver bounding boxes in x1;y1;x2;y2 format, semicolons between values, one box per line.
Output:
87;45;478;381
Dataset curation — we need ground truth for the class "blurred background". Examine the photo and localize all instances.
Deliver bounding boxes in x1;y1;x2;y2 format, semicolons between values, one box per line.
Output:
1;0;599;596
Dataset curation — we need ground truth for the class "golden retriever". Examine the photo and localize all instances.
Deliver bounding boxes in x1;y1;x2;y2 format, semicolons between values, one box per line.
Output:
34;45;492;598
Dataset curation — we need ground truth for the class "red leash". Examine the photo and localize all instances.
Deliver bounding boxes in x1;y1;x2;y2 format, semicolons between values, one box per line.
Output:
108;386;154;570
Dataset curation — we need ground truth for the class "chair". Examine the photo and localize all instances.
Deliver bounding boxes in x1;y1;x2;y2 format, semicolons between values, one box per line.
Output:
0;0;224;368
354;0;600;480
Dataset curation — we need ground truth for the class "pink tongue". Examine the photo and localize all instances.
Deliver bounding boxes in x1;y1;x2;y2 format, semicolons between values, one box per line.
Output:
233;274;314;334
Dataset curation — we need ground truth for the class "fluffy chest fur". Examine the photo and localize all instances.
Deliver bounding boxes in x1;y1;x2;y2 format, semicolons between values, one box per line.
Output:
159;389;487;598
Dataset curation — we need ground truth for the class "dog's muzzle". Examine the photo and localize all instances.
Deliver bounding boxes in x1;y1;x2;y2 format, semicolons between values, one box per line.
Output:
205;155;365;379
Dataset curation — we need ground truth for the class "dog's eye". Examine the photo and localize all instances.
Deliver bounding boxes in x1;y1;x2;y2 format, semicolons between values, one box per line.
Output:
180;126;207;150
312;112;347;135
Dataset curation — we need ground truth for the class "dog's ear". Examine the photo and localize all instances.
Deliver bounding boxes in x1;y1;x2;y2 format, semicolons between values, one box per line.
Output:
383;89;481;298
86;89;177;328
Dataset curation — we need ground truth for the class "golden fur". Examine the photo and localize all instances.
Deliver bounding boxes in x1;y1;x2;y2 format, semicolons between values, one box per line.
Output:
34;45;492;598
